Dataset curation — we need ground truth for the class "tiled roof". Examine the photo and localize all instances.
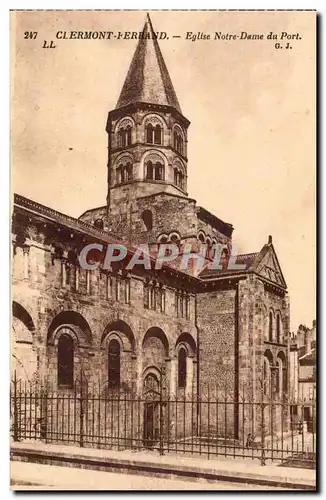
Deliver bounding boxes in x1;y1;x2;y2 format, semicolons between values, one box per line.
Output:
199;252;259;279
116;14;182;113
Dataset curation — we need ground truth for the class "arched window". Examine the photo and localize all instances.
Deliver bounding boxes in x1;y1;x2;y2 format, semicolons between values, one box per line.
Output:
282;361;287;397
146;124;154;144
277;352;287;399
269;312;273;342
198;232;205;244
154;161;163;180
178;347;187;388
118;129;123;147
173;130;184;155
154;125;162;145
126;162;133;180
276;314;281;343
117;163;133;183
108;339;120;388
116;166;123;183
157;234;168;244
119;128;127;147
146;161;153;180
58;334;74;387
142;210;153;231
126;126;132;146
174;168;184;189
170;232;181;246
263;357;270;396
276;358;281;394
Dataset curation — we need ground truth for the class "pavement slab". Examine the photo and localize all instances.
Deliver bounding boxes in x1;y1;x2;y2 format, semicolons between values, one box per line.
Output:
10;440;316;491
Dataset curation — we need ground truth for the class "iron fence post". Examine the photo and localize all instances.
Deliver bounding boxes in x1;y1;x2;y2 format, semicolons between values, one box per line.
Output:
159;365;165;456
12;371;19;442
260;387;266;466
79;368;84;447
40;385;48;441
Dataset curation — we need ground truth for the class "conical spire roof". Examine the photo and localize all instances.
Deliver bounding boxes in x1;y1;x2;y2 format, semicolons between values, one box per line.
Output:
116;14;182;113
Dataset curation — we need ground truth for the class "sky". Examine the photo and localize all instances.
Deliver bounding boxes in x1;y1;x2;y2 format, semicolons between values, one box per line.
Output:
11;10;316;332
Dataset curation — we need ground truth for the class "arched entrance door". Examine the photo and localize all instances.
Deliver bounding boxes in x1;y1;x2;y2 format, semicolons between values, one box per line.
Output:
143;373;160;448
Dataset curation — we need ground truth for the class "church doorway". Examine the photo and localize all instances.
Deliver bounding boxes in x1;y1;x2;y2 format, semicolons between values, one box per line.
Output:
143;372;160;448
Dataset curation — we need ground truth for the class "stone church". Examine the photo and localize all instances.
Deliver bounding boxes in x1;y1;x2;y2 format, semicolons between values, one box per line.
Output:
12;15;289;439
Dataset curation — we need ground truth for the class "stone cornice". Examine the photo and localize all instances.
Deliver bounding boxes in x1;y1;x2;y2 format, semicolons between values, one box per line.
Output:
13;193;200;286
14;194;123;244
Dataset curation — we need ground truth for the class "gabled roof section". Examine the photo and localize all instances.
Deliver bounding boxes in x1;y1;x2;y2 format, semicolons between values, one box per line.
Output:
199;236;287;289
116;13;182;113
254;237;287;288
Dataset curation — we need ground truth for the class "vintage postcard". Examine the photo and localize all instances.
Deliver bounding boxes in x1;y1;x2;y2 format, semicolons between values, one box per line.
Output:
10;10;316;491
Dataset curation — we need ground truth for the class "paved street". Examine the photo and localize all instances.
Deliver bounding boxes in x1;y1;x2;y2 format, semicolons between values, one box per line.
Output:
10;461;286;490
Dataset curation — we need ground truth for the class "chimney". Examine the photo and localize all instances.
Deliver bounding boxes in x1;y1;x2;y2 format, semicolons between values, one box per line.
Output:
268;235;273;245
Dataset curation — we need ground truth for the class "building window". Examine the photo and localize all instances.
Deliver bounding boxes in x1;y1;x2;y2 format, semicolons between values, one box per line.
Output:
157;286;165;313
174;168;184;190
146;161;164;181
269;312;273;342
154;124;162;144
108;339;120;388
175;291;190;319
146;123;162;145
146;124;154;144
117;162;133;184
150;286;156;310
178;348;187;388
118;126;132;147
174;131;184;155
198;232;205;245
155;161;163;180
263;357;270;396
146;161;153;179
143;281;164;311
276;314;281;343
282;363;287;397
126;125;132;145
276;359;281;394
57;334;74;388
141;210;153;231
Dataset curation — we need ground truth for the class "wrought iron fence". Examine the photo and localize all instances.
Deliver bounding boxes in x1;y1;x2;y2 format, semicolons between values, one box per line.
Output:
10;372;316;468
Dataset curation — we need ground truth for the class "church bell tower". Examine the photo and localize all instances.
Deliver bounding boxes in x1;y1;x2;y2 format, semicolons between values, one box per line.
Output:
106;14;190;216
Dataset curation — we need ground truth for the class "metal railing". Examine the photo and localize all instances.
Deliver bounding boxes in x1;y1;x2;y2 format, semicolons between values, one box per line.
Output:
10;372;316;469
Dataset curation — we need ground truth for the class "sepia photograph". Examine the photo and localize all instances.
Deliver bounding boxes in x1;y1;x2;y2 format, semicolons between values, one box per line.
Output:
10;9;316;491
